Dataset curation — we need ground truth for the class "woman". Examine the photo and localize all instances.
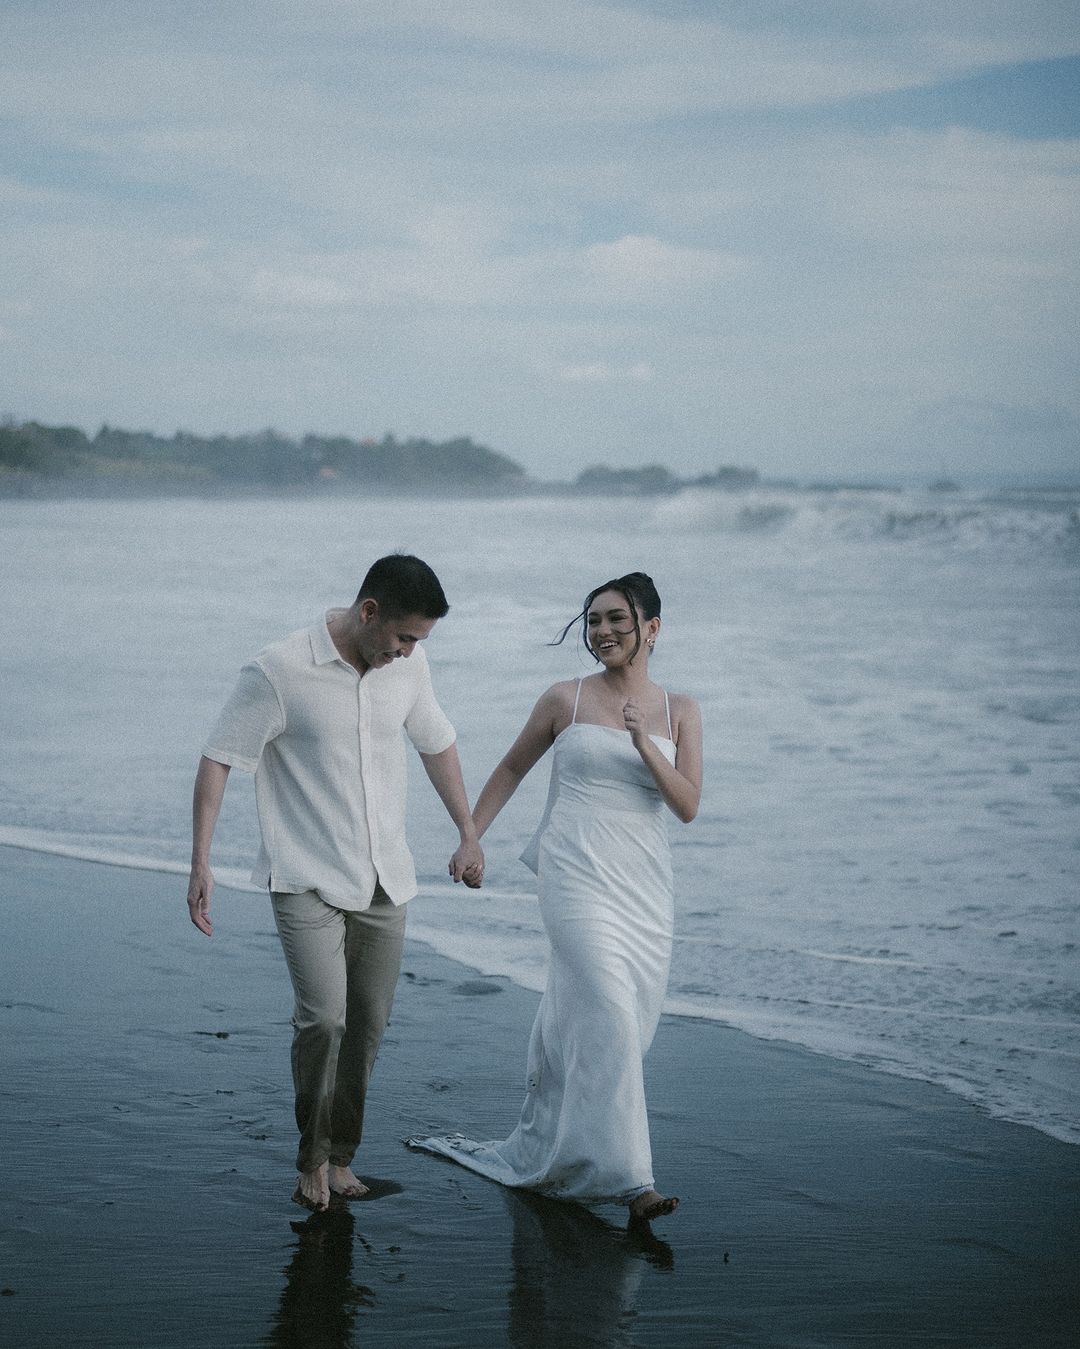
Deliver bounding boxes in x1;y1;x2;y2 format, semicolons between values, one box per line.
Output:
412;573;702;1221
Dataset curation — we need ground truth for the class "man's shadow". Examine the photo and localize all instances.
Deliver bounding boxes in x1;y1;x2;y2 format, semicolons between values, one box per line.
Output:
262;1180;402;1349
504;1189;674;1349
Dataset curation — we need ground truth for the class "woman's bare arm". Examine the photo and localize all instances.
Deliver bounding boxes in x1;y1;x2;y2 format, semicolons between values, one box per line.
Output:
624;694;702;823
471;683;572;837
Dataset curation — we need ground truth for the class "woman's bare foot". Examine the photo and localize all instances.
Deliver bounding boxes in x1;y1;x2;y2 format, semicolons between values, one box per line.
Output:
292;1162;330;1212
327;1164;369;1199
629;1189;680;1222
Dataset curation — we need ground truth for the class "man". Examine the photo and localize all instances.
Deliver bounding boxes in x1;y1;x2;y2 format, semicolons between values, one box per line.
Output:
186;553;483;1212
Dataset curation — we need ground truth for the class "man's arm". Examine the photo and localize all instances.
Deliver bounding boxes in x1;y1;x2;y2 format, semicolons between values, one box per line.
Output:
418;743;484;887
189;659;283;933
187;756;231;936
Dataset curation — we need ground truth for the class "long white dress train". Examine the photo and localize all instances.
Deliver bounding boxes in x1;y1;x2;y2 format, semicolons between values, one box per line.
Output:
409;681;675;1204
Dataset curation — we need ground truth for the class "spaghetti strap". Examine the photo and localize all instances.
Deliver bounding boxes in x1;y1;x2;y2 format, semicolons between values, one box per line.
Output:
571;677;583;724
663;689;673;742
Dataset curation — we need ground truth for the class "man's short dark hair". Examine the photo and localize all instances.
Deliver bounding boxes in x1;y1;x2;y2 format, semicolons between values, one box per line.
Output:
356;554;449;619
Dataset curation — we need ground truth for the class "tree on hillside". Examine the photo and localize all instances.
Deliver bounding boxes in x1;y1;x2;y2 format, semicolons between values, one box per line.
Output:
0;421;89;472
575;463;679;495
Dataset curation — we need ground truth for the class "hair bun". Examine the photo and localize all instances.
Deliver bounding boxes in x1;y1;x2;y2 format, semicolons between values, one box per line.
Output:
549;571;662;658
611;572;661;619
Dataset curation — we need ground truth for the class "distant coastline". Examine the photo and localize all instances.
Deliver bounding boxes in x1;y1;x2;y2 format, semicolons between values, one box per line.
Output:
4;418;1075;498
0;418;775;499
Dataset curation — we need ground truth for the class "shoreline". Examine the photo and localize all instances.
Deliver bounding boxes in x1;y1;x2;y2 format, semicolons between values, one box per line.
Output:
0;832;1076;1150
1;845;1078;1346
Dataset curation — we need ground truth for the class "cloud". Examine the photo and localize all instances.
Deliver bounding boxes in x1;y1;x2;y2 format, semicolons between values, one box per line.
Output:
816;129;1080;258
899;397;1080;476
248;267;359;311
557;361;654;383
583;235;746;293
0;2;1077;478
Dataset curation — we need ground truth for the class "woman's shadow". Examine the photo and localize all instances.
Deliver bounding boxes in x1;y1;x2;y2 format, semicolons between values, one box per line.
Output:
504;1189;674;1348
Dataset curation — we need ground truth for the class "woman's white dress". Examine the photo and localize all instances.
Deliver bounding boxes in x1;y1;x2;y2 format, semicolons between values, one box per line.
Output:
410;681;675;1204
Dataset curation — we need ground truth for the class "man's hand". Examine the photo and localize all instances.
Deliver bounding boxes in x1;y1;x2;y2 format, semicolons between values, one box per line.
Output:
449;838;485;889
189;757;230;937
420;743;486;890
187;863;215;936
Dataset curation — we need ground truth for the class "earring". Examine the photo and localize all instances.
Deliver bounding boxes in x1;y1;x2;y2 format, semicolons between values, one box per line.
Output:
647;639;655;651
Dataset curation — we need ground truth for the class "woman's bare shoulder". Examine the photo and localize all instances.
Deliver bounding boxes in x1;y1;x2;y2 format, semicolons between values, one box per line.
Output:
535;678;580;714
523;678;580;735
666;690;700;714
666;691;702;735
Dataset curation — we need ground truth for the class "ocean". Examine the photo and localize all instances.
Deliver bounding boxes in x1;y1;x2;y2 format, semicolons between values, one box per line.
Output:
1;485;1077;1144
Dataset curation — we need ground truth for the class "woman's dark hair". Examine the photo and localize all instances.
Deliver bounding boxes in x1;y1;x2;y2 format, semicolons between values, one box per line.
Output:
356;553;449;619
552;572;661;663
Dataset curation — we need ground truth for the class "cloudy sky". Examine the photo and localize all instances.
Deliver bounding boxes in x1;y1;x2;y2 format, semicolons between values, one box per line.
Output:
2;1;1078;482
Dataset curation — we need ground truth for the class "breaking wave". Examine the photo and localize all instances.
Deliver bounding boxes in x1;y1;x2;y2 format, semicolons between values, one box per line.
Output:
654;486;1080;554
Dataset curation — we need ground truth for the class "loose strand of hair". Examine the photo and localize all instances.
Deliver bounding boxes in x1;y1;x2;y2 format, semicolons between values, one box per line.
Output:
550;581;644;665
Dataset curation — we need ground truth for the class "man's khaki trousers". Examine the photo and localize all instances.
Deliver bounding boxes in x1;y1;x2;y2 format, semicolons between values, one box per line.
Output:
271;884;406;1173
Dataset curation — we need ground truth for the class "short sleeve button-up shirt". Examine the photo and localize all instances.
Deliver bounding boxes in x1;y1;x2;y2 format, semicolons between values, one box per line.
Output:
203;611;456;909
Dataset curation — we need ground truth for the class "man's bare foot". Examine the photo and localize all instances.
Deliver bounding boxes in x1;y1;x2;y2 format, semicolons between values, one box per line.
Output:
327;1164;370;1199
292;1162;330;1212
629;1189;680;1222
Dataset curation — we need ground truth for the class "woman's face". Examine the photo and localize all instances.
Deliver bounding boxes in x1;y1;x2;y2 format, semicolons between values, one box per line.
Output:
586;588;655;666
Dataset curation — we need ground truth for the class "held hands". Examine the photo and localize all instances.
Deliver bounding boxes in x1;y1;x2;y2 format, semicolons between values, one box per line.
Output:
449;836;485;889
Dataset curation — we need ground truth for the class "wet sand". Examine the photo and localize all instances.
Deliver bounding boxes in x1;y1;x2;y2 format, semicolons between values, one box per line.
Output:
0;845;1077;1347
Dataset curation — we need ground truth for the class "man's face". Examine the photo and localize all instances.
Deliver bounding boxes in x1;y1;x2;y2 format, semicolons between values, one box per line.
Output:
356;603;438;670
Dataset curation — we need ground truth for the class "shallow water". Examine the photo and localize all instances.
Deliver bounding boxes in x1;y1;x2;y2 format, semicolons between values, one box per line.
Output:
1;486;1077;1142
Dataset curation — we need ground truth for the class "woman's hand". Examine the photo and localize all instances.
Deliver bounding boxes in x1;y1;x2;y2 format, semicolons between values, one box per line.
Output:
449;838;485;889
622;697;648;748
624;693;702;823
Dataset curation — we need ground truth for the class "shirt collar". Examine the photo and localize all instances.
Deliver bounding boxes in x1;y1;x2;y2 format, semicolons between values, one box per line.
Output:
310;610;345;666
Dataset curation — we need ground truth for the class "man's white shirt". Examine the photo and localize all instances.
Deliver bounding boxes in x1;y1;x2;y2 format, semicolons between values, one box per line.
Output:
203;611;456;909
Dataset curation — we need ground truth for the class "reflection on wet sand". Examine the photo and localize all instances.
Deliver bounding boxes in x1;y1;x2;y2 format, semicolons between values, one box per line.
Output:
264;1178;404;1349
264;1208;369;1349
505;1190;674;1348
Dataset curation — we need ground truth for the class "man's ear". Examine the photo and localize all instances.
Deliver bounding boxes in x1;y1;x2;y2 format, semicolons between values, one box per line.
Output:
358;598;379;624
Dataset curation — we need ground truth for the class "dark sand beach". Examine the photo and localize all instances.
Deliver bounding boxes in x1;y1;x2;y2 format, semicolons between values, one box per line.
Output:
1;845;1077;1348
